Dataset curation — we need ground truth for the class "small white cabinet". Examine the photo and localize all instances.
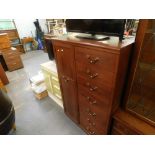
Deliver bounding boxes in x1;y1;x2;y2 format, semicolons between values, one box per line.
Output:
41;61;63;108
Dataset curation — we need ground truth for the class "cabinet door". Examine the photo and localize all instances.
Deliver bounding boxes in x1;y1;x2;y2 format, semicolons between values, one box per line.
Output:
54;44;75;79
53;42;78;123
60;76;78;123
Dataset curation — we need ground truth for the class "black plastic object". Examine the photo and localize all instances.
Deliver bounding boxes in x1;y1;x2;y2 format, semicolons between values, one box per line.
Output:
0;90;15;134
44;38;54;60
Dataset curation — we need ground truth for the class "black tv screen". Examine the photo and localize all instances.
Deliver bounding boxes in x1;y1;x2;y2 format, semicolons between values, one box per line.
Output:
66;19;126;40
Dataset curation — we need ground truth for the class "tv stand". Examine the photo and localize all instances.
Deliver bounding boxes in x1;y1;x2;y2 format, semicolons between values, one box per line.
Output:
76;34;110;41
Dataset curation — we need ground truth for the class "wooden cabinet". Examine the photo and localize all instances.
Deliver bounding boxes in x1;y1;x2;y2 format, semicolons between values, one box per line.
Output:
111;109;155;135
0;29;25;54
2;48;24;71
41;61;63;107
52;35;134;134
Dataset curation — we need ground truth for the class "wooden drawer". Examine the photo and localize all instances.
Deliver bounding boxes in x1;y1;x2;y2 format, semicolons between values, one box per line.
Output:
78;83;111;105
7;59;23;71
2;48;18;55
76;62;115;87
3;54;20;62
75;47;117;73
5;30;18;39
112;120;138;135
0;42;11;50
79;93;108;135
0;34;10;43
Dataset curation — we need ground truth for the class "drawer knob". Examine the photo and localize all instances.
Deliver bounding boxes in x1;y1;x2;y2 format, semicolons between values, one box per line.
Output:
89;57;99;64
89;131;95;135
92;113;96;117
86;55;99;64
89;122;96;126
57;49;60;52
89;86;98;91
88;113;92;116
90;100;97;105
87;118;90;121
64;78;69;82
89;73;98;79
61;49;63;52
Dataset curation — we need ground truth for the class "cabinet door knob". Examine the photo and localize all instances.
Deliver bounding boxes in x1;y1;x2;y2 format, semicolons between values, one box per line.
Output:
64;78;69;82
57;49;59;52
61;49;63;52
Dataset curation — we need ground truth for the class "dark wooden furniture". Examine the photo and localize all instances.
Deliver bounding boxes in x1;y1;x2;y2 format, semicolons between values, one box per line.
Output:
0;63;9;85
111;109;155;135
52;35;134;134
1;48;24;71
111;20;155;135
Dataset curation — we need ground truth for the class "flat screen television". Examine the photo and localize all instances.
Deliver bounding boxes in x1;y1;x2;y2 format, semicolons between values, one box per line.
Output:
65;19;126;41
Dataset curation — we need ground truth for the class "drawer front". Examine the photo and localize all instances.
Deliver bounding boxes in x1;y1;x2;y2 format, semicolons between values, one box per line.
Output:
78;84;111;109
53;92;62;100
0;42;10;50
79;93;109;135
6;57;23;71
76;62;115;87
3;54;20;62
78;84;112;104
75;47;117;73
0;35;10;43
43;73;53;94
112;120;138;135
51;75;60;86
2;49;19;56
53;84;61;96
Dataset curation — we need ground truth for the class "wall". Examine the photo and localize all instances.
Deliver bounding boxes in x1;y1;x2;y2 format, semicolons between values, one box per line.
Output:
14;19;48;38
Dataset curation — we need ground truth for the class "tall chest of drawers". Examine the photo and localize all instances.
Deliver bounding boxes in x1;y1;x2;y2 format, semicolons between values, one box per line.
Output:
52;35;134;134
